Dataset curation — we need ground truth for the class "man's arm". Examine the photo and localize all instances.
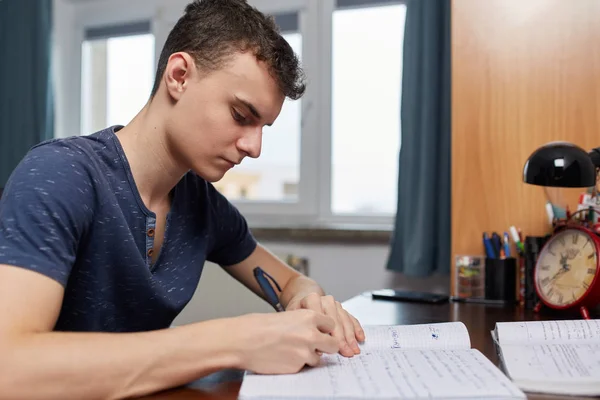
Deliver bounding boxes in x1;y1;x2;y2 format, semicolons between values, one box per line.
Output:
222;244;366;357
0;265;242;400
218;244;314;304
0;265;339;400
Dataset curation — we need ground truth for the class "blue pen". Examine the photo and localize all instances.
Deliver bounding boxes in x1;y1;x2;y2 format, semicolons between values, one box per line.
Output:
253;266;285;312
503;232;511;257
491;232;503;256
483;233;496;258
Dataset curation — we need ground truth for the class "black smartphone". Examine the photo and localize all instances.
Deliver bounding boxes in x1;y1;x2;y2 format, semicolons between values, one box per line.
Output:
371;289;449;304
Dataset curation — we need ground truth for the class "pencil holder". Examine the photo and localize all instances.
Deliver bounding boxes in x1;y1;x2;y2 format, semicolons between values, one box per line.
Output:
484;257;517;303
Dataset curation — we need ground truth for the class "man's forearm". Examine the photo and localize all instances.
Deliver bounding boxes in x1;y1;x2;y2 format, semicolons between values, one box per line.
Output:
280;275;325;308
0;319;240;400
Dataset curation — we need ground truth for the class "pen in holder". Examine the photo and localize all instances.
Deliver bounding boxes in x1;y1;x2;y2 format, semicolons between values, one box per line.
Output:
484;257;517;304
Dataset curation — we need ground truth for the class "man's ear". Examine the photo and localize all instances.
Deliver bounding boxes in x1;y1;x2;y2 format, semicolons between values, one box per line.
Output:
164;52;195;101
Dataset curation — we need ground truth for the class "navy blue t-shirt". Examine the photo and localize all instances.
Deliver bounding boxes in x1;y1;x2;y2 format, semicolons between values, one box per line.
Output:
0;126;257;332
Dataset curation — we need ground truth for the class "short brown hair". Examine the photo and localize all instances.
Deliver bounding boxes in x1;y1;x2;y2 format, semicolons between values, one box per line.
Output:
150;0;305;100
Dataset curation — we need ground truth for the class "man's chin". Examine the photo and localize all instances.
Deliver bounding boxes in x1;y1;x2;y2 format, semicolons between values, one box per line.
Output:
192;168;226;183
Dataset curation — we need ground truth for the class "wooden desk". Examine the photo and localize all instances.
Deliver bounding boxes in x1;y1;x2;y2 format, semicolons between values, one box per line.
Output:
142;292;596;399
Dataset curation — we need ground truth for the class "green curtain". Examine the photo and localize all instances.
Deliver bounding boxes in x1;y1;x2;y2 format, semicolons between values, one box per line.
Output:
0;0;54;188
386;0;451;276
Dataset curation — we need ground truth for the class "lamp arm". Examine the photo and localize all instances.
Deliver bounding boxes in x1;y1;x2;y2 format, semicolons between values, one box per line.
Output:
589;147;600;168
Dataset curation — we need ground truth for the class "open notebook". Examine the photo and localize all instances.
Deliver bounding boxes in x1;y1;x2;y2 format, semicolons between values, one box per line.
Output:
239;322;525;399
492;319;600;396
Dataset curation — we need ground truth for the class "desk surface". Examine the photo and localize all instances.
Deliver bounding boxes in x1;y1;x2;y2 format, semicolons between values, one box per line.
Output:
142;293;595;400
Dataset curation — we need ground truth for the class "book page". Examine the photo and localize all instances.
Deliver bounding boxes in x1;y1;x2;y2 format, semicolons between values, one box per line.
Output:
495;319;600;345
239;349;525;399
360;321;471;351
499;343;600;389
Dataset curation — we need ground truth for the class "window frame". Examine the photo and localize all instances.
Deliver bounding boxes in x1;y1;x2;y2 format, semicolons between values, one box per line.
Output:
54;0;405;231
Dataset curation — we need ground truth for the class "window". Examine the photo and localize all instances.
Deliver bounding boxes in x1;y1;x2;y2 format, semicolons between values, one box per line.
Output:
331;2;406;215
81;22;155;134
59;0;407;229
213;13;302;202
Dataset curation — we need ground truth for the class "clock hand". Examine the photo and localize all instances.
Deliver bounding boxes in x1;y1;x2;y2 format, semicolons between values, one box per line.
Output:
560;252;568;266
559;252;572;271
549;268;568;283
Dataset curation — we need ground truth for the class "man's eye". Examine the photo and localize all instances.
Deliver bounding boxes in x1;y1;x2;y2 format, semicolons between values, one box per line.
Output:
232;109;247;124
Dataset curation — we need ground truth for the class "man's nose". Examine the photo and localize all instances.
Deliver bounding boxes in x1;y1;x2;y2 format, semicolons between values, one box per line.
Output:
237;128;262;159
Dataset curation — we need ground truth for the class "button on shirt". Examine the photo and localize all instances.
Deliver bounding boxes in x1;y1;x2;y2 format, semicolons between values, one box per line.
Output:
0;126;257;332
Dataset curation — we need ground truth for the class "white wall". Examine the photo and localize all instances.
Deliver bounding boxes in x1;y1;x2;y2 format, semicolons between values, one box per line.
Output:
173;241;449;325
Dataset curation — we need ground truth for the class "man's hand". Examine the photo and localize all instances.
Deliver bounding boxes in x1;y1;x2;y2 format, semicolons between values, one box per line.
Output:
285;293;365;357
220;245;365;358
232;310;339;374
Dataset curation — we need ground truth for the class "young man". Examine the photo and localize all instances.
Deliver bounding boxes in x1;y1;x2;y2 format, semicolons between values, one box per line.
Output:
0;0;366;399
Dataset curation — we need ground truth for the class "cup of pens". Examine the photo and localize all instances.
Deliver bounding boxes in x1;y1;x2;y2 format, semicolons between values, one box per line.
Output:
482;229;520;303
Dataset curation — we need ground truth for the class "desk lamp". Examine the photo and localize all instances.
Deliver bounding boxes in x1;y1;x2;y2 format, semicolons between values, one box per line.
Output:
522;141;600;319
523;141;598;188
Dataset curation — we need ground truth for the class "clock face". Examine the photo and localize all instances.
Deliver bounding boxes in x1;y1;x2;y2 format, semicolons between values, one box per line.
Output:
535;228;598;307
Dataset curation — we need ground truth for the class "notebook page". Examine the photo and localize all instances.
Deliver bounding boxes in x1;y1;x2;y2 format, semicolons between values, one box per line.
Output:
499;343;600;386
239;348;525;399
360;321;471;351
495;319;600;345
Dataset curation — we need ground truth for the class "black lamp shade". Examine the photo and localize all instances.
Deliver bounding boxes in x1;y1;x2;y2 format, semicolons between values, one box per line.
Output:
523;142;597;188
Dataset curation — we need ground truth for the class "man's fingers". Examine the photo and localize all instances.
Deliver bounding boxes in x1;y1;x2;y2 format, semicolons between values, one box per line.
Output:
314;312;336;334
321;297;353;357
350;314;366;343
337;303;360;355
296;295;364;360
301;293;324;313
305;350;323;367
321;297;342;337
313;331;340;355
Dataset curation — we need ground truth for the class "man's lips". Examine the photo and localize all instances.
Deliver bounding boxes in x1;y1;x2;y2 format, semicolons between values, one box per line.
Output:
222;158;240;167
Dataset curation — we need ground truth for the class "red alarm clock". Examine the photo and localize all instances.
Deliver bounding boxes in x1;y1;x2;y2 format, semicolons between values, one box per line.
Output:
534;225;600;319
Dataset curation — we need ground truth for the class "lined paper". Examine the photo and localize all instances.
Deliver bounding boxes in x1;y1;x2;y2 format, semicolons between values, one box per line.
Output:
500;343;600;381
360;322;471;351
239;349;525;399
496;319;600;345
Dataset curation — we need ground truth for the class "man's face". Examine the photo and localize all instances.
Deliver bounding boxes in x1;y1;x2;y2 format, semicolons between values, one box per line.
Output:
164;51;285;182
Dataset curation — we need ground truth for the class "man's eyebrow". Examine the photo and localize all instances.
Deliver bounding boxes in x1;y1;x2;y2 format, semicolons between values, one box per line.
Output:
235;96;273;126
